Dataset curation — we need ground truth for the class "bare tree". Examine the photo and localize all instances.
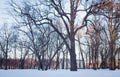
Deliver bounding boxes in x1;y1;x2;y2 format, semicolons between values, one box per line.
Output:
86;0;120;70
36;0;94;71
0;24;17;69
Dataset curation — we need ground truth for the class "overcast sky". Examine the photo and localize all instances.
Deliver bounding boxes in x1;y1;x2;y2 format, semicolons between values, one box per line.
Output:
0;0;14;26
0;0;119;25
0;0;89;26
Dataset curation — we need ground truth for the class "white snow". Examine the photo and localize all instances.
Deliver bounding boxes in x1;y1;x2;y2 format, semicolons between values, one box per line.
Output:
0;69;120;77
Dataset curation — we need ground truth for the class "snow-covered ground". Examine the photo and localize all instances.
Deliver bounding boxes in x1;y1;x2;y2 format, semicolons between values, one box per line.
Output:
0;69;120;77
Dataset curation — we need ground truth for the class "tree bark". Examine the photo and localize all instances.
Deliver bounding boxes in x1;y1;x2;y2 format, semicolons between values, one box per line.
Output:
69;49;77;71
5;53;8;70
69;35;77;71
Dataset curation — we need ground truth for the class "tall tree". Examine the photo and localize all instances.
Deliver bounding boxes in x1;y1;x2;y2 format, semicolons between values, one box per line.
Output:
39;0;91;71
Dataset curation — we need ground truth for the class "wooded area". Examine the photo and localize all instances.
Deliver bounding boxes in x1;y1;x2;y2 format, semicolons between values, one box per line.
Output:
0;0;120;71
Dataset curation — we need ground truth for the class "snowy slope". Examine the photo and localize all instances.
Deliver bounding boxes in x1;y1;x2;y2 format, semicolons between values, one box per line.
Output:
0;69;120;77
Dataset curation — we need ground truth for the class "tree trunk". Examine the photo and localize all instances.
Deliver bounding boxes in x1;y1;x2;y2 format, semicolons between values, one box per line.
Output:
38;56;43;70
78;52;81;69
69;31;77;71
110;56;116;70
20;59;25;69
69;38;77;71
62;52;65;69
109;44;116;70
55;53;60;70
100;57;107;69
69;50;77;71
78;37;85;69
118;59;120;69
5;53;8;70
118;51;120;69
88;47;91;69
66;51;68;69
0;58;3;69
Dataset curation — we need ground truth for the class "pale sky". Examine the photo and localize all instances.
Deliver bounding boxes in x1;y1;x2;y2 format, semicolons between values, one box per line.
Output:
0;0;15;25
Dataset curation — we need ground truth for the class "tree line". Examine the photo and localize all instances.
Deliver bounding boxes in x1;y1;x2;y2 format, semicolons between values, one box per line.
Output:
0;0;120;71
